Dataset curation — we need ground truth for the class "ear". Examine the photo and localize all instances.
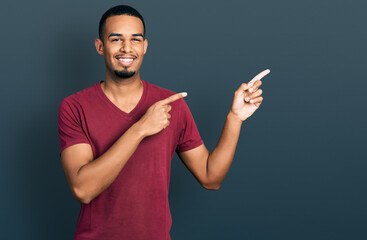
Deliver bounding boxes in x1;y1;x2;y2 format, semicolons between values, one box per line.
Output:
95;38;104;56
143;38;148;55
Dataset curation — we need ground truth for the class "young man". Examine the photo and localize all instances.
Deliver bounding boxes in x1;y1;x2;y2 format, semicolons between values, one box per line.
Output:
58;5;269;240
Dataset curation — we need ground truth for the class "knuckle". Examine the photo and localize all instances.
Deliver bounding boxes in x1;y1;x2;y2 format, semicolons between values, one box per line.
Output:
153;103;160;108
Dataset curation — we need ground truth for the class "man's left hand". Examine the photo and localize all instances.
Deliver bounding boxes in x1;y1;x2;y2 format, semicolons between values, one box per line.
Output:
230;69;270;122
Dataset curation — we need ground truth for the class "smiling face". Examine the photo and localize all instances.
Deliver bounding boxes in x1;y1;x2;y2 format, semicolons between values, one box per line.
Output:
95;14;148;80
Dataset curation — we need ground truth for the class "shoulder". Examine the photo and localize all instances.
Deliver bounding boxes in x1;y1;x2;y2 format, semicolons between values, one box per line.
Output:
144;80;176;98
58;83;101;122
59;82;100;109
144;80;186;106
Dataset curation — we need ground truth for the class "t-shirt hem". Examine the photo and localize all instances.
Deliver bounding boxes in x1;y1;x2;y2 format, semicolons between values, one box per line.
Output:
60;141;91;155
176;140;203;153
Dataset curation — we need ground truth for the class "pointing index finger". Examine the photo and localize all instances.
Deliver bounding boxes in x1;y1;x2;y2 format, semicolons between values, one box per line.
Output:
248;69;270;85
159;92;187;105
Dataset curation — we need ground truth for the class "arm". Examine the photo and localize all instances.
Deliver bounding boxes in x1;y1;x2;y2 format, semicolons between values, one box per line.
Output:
61;125;144;204
178;112;242;190
61;92;186;204
178;70;270;190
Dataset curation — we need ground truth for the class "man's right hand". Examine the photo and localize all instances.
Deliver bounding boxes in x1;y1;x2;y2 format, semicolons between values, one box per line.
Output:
136;92;187;137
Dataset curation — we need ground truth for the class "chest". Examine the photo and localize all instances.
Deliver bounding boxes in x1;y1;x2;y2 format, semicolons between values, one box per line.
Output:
83;103;180;158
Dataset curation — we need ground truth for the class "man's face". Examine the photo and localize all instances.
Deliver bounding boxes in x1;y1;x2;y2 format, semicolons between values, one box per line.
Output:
95;15;148;79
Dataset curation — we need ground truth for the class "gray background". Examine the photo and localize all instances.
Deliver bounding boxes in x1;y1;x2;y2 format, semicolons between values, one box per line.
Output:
1;0;366;239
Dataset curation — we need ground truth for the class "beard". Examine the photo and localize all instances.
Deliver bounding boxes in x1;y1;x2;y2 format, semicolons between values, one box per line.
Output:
114;69;136;79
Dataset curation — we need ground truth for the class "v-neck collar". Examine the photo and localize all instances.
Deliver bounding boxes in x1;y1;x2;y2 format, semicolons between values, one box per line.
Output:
96;80;148;119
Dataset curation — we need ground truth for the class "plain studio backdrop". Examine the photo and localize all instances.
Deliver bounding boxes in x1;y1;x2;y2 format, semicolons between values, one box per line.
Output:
1;0;366;239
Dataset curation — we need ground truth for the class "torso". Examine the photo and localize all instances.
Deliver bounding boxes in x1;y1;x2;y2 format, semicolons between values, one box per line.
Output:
100;80;144;114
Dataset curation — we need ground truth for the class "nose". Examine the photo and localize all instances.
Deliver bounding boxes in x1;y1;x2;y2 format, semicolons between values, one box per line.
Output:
120;41;132;53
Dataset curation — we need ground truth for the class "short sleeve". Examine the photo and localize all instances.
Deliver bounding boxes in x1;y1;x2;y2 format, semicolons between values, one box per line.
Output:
176;99;203;152
58;99;90;154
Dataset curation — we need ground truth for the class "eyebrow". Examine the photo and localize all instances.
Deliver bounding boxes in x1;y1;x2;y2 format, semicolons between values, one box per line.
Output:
108;33;145;38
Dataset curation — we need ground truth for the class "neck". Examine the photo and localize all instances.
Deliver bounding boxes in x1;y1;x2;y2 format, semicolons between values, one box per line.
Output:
102;71;143;100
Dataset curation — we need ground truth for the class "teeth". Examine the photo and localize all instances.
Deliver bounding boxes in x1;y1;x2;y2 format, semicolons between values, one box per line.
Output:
118;58;133;62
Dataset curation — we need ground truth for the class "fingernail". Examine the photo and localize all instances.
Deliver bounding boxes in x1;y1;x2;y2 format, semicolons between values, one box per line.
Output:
182;92;187;97
249;82;254;87
245;97;250;102
249;88;253;93
250;100;254;103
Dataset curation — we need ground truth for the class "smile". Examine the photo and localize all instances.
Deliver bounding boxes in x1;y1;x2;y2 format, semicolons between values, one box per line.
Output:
116;56;136;66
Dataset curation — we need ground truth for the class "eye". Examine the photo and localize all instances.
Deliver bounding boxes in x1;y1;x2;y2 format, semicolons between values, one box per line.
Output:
132;38;141;42
112;38;121;42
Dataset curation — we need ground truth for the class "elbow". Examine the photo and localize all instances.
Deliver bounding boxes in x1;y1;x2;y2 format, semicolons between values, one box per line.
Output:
72;187;93;204
78;196;92;205
202;182;221;191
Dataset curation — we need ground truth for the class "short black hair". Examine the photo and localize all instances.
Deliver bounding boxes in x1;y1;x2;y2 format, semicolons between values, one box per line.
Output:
98;5;146;42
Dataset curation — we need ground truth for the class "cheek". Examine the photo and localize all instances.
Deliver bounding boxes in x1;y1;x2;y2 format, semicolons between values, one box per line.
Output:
105;44;119;54
134;44;145;54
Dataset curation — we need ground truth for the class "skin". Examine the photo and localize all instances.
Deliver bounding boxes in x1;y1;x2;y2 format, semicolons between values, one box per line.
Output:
61;14;268;204
95;15;148;113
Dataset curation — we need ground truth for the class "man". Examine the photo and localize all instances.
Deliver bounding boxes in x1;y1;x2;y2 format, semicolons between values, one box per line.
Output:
58;5;269;240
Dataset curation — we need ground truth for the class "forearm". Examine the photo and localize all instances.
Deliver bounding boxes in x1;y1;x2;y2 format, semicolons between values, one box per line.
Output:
206;111;243;188
73;122;145;203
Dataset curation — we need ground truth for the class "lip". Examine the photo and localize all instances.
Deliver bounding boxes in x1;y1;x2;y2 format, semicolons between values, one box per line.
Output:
115;55;136;67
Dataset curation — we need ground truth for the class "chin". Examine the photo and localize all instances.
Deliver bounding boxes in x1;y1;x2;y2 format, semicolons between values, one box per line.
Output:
114;70;136;79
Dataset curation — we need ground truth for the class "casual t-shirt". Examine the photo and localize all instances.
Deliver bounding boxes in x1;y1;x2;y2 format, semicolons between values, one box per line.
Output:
58;80;203;240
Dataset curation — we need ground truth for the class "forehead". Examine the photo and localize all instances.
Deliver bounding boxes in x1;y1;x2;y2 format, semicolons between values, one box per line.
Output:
104;15;144;35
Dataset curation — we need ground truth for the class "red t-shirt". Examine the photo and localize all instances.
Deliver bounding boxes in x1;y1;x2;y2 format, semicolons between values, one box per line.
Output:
58;80;203;240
